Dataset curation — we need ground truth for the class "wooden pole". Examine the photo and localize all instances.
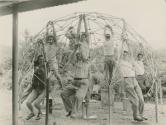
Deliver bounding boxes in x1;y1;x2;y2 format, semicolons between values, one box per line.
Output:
122;92;127;112
12;5;19;125
41;39;49;125
83;14;90;118
77;14;83;38
155;80;159;123
45;69;49;125
83;14;90;44
108;85;111;125
159;79;163;104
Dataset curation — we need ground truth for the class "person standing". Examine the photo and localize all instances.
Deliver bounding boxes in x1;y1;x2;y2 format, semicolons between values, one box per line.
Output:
119;51;147;122
71;33;90;118
134;53;147;95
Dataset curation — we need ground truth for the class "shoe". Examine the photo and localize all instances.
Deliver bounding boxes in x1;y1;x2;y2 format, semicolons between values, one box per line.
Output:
134;117;143;122
70;113;78;119
35;113;42;120
83;115;87;119
26;113;35;120
142;116;148;120
66;111;72;117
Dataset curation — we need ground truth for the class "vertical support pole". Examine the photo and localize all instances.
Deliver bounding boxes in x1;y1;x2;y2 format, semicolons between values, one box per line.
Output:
159;80;163;104
12;5;18;125
155;80;159;123
122;92;127;112
45;75;49;125
108;85;111;125
108;84;114;125
77;14;83;39
83;14;90;44
83;14;90;118
41;41;49;125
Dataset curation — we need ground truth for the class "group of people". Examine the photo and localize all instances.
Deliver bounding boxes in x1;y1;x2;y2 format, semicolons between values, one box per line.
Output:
103;25;147;122
22;22;148;122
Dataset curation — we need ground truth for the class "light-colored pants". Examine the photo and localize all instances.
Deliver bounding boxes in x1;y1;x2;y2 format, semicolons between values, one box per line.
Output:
61;79;89;114
47;60;62;87
60;85;76;112
124;77;144;118
73;79;89;114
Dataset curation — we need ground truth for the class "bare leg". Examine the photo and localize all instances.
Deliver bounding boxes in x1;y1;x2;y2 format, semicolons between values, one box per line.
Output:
34;90;45;114
53;70;62;88
26;90;38;120
33;90;45;120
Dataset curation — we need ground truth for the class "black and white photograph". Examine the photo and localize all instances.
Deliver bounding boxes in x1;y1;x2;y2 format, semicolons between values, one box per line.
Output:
0;0;166;125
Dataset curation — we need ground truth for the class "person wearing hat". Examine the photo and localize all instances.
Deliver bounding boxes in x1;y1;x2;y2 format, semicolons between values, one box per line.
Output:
119;50;147;122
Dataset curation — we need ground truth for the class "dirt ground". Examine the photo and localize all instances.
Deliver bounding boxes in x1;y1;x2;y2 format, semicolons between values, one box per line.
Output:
1;89;166;125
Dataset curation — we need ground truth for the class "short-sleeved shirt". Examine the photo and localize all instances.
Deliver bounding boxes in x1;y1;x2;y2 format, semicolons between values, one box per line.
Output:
134;60;145;75
79;41;89;60
45;43;57;62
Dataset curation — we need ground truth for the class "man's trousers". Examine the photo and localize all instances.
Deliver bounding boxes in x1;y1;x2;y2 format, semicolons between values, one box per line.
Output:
136;75;147;95
61;79;89;114
124;77;144;118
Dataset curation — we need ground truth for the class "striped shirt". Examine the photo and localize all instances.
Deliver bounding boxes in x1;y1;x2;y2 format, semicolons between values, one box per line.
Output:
103;38;118;56
79;41;89;60
45;43;57;62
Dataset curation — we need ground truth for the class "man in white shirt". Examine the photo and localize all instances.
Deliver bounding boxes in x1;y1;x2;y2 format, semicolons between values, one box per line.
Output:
119;51;147;122
134;53;147;95
103;25;118;85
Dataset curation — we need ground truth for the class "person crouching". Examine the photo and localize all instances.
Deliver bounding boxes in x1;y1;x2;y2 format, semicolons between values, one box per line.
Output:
26;55;46;120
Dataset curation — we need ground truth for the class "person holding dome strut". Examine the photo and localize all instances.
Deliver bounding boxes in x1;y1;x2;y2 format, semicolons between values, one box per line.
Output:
119;49;148;122
103;25;119;112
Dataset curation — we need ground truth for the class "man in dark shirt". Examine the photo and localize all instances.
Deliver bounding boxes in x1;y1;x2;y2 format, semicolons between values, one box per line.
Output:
26;55;46;120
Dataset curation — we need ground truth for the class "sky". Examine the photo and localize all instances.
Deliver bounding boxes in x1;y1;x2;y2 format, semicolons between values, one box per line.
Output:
0;0;166;50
